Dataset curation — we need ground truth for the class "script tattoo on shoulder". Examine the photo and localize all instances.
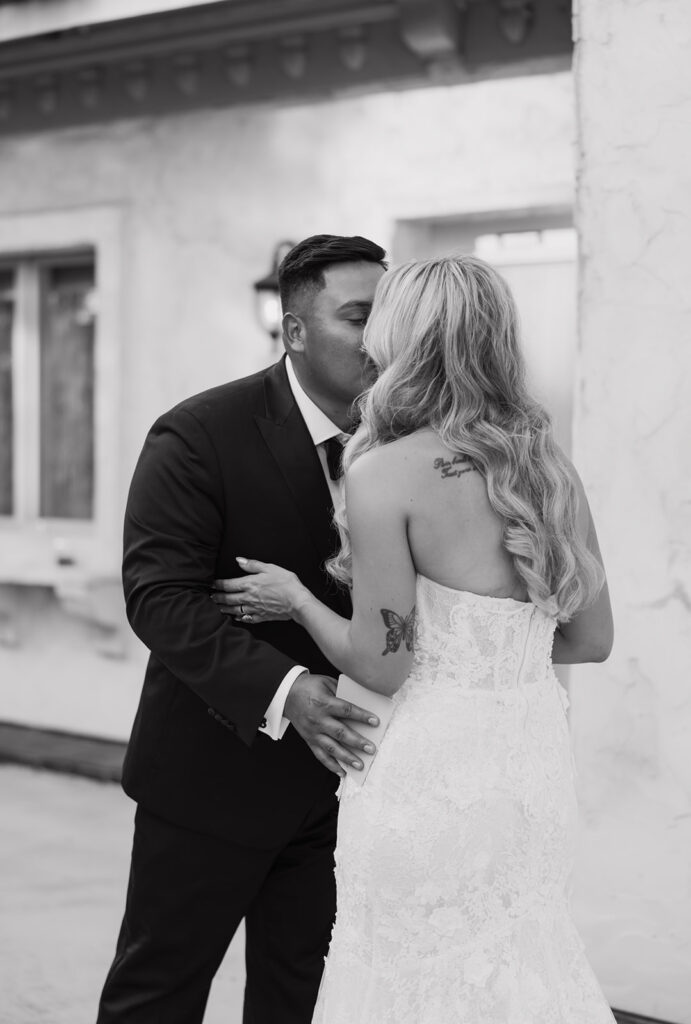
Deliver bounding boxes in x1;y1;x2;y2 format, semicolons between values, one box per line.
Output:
433;454;477;480
380;606;416;656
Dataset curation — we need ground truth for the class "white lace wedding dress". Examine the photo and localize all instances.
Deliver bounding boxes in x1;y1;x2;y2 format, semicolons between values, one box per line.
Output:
312;574;615;1023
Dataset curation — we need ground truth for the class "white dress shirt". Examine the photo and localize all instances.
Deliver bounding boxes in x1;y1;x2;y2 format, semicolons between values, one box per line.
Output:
258;356;348;740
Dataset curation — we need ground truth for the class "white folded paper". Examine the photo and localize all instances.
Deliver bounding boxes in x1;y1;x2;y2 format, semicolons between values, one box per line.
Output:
335;674;395;786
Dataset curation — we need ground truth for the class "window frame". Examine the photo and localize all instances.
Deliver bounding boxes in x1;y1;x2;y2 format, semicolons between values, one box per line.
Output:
0;206;123;585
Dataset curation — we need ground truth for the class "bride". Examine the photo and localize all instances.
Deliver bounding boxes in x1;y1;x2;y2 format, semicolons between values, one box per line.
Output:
213;255;615;1022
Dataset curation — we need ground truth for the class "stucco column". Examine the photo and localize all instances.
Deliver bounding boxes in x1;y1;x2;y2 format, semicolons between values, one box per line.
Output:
571;1;691;1020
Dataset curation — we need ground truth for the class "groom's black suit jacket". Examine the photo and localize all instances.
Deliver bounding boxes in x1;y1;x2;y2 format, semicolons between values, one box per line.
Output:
121;357;349;849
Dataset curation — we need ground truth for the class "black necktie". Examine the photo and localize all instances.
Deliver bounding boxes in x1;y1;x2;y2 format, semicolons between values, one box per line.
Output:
323;436;346;481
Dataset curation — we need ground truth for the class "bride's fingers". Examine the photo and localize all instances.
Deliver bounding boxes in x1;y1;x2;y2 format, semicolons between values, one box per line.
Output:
217;606;268;625
210;590;248;608
236;557;269;574
212;577;247;593
216;603;253;617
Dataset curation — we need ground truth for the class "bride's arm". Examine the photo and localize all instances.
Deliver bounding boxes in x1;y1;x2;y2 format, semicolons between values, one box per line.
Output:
551;467;613;664
294;454;417;696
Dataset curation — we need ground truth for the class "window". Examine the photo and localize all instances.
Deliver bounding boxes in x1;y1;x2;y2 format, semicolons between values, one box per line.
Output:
0;252;96;523
0;206;122;584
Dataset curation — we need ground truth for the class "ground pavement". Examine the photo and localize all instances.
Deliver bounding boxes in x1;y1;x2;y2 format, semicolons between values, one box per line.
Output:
0;766;244;1024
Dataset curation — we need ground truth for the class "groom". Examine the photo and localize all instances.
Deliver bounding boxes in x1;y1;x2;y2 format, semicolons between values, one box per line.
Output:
96;235;387;1023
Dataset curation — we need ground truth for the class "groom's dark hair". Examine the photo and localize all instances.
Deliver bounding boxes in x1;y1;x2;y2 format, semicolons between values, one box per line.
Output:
278;234;387;312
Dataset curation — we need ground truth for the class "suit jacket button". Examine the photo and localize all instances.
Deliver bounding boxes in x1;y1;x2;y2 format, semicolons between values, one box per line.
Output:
260;718;267;729
207;707;215;716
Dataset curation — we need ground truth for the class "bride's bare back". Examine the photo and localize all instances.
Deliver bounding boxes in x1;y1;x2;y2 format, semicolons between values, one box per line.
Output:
381;427;528;602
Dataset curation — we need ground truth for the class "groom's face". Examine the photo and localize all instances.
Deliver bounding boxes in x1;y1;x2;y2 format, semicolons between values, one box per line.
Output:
294;260;384;409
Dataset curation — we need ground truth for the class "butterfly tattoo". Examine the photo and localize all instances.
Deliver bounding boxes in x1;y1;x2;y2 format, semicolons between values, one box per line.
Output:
380;606;416;656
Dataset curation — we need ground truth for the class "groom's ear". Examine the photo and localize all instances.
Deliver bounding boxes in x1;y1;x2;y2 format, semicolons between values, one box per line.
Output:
282;311;306;354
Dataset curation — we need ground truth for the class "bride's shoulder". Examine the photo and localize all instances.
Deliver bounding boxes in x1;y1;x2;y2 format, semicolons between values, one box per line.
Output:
344;433;418;492
346;429;463;492
349;428;429;464
346;431;489;522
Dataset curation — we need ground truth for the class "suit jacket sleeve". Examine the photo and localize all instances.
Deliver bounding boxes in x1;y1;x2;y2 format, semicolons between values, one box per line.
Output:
123;405;298;747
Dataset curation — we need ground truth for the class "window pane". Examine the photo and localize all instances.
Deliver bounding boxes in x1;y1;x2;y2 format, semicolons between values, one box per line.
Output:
0;269;14;516
39;261;95;519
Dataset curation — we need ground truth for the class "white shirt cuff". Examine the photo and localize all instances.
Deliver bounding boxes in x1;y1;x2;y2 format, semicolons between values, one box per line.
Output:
259;666;308;740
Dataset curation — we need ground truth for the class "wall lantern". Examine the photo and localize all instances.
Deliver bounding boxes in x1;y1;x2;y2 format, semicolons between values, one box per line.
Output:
253;240;295;342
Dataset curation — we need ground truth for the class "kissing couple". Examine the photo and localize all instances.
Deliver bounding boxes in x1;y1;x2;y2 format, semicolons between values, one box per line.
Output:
97;234;615;1023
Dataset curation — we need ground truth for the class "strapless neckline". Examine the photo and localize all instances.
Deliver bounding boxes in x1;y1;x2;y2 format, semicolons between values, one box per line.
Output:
416;572;531;611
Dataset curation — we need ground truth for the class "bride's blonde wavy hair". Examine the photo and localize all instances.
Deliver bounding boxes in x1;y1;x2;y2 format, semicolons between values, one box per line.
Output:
328;255;603;622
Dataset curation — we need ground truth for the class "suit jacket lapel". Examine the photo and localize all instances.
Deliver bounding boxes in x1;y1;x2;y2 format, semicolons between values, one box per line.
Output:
255;358;339;566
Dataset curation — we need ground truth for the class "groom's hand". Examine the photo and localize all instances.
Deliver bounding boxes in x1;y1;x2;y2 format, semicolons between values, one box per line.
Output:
284;674;379;777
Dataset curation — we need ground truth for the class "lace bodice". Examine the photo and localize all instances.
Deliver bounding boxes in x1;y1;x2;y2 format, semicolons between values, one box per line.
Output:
404;574;557;697
311;577;615;1024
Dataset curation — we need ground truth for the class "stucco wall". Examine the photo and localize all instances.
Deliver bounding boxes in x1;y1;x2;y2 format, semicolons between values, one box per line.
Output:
0;72;575;738
570;1;691;1019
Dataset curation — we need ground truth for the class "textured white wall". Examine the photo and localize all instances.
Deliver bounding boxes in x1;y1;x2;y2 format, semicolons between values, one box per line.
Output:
570;1;691;1020
0;72;575;738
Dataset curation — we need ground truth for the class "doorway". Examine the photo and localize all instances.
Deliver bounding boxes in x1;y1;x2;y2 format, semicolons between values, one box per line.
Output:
392;211;577;453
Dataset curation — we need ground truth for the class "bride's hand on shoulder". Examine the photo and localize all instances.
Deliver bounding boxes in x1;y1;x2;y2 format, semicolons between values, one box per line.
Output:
211;557;312;624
